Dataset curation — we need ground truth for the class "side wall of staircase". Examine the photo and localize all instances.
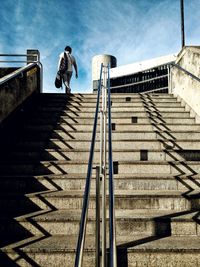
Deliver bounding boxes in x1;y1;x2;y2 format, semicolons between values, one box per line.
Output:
171;46;200;121
0;63;41;124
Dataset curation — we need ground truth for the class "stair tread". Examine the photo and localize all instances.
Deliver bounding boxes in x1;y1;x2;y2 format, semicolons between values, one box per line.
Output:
23;129;200;133
0;189;197;198
119;235;200;252
1;159;200;165
1;172;200;179
18;138;200;141
10;209;199;222
23;189;200;197
2;234;200;252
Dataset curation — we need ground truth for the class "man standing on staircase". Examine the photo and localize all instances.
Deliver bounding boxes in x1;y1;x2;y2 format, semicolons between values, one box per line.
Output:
58;45;78;94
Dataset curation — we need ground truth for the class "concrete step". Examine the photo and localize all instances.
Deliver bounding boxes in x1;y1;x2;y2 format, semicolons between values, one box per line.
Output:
121;235;200;267
26;114;195;129
14;138;200;150
23;122;200;133
30;109;192;120
36;106;186;113
40;101;182;108
20;129;200;142
3;148;200;163
1;173;200;193
26;114;196;127
27;112;192;126
1;159;200;175
39;94;178;103
1;234;200;267
1;209;199;237
43;96;180;104
0;189;198;211
39;93;176;101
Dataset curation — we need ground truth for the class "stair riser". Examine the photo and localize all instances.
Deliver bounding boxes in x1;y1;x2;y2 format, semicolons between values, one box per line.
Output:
1;161;200;175
1;220;154;236
5;219;197;237
42;102;182;108
171;221;200;236
117;163;200;175
24;131;160;141
1;176;200;192
0;195;192;211
15;139;200;150
4;150;197;162
22;131;200;141
25;123;200;133
29;111;191;122
4;251;199;267
3;252;93;267
37;106;186;112
126;253;200;267
41;98;179;106
25;124;154;132
38;94;176;101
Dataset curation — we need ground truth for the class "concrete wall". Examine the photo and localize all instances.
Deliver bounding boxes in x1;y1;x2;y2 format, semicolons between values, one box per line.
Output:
0;68;19;78
0;64;40;123
171;46;200;120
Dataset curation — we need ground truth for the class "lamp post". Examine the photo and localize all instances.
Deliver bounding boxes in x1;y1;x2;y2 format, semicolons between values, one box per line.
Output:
180;0;185;48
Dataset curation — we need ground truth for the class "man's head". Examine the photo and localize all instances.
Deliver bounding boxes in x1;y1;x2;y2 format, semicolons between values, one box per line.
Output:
65;46;72;53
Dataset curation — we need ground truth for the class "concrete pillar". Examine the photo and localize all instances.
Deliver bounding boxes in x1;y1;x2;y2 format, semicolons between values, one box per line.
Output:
92;54;117;92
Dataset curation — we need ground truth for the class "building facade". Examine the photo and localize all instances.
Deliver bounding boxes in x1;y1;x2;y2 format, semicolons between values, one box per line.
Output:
92;54;177;93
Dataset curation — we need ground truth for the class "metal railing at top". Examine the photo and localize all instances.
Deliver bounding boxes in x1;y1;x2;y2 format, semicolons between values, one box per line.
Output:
110;62;174;94
74;64;117;267
0;53;43;92
0;53;40;63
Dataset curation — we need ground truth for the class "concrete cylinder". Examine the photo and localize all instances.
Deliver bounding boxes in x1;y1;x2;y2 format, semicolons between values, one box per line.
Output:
92;54;117;92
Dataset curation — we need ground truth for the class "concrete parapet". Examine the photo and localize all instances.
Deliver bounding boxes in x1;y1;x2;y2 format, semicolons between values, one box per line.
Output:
171;46;200;121
0;64;41;123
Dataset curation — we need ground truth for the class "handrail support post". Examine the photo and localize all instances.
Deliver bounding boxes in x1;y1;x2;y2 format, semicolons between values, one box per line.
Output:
96;166;101;267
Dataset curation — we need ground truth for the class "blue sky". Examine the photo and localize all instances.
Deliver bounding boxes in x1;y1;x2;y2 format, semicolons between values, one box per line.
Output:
0;0;200;93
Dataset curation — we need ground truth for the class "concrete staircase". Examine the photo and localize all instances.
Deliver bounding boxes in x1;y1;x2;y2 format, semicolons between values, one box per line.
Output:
0;93;200;267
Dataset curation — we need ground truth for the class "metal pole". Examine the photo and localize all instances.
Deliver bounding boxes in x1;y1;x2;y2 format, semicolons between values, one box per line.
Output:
180;0;185;48
107;64;117;267
101;66;107;267
96;166;101;267
167;65;171;94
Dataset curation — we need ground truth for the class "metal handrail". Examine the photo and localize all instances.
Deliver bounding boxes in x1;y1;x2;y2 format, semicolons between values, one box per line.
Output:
0;62;43;93
107;65;117;267
0;52;43;92
0;62;40;85
171;62;200;84
74;64;103;267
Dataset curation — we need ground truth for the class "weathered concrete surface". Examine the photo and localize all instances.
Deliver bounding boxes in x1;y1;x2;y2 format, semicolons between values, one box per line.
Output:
0;64;40;123
0;68;18;78
171;46;200;120
1;93;200;266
